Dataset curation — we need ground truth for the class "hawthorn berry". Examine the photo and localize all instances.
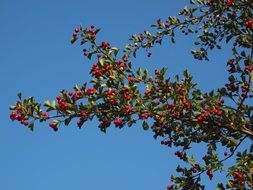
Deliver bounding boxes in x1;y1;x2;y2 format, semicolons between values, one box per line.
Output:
114;118;124;127
244;18;253;30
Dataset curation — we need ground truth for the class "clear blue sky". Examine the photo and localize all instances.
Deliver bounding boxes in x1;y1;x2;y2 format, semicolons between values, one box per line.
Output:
0;0;238;189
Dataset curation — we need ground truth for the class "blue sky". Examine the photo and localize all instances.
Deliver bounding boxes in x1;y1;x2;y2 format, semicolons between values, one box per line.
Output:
0;0;239;189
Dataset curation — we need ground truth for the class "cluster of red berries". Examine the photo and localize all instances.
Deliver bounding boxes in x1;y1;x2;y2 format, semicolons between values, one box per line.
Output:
70;91;83;101
79;110;88;118
166;103;180;118
76;110;88;128
245;65;253;72
194;104;223;122
206;165;214;179
225;0;234;7
179;96;191;109
127;75;137;83
114;118;124;127
101;118;110;128
86;25;95;40
91;63;112;78
120;87;131;101
195;112;209;122
10;109;29;126
144;90;150;96
103;88;116;97
244;18;253;30
139;112;152;119
174;150;185;159
123;105;133;114
103;88;118;105
85;88;96;95
232;171;246;187
116;60;126;70
41;112;50;119
100;41;111;50
166;103;176;110
56;96;69;111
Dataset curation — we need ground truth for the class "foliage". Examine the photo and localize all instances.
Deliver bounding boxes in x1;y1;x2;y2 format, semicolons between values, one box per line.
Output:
9;0;253;189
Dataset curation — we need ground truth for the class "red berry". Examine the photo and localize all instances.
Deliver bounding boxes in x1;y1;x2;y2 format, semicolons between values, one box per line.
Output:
244;18;253;30
226;0;234;7
74;28;80;33
10;112;17;120
77;120;82;127
114;118;124;127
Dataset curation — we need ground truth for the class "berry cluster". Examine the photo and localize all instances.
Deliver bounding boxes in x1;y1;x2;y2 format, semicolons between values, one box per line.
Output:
244;18;253;30
139;112;152;119
225;0;234;7
175;150;185;160
91;63;112;78
179;96;191;109
10;108;29;126
229;171;247;188
206;166;214;179
114;118;124;127
56;95;69;111
85;88;96;95
100;41;111;50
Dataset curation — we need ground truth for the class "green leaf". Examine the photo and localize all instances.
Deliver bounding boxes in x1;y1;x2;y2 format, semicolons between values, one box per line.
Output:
52;120;60;126
80;39;87;45
250;71;253;84
137;68;142;76
193;111;202;115
190;0;195;4
228;75;235;83
44;100;57;110
171;37;175;44
64;117;73;126
70;37;77;44
228;138;237;147
9;105;16;110
28;122;34;131
87;53;92;60
111;47;119;56
216;183;225;190
241;51;246;57
218;88;227;96
74;84;80;91
142;121;149;131
186;155;195;165
17;92;22;100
